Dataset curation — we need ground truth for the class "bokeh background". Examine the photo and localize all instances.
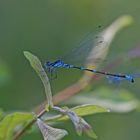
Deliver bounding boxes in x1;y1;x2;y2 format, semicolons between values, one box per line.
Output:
0;0;140;140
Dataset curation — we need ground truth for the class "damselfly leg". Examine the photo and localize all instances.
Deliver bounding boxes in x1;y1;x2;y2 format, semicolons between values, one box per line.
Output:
50;68;57;80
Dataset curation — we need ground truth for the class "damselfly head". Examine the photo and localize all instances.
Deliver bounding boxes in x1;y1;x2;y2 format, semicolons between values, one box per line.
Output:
44;61;52;68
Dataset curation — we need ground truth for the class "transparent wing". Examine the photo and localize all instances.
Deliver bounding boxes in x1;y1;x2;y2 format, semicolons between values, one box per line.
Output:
129;74;140;78
106;75;124;84
62;29;105;66
62;16;132;69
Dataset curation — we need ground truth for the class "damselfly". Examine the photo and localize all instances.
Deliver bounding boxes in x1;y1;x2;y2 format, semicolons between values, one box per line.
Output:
44;59;134;83
44;27;134;83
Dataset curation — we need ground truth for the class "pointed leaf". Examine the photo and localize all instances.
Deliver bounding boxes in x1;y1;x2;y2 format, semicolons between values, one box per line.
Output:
24;51;53;108
0;112;34;140
80;118;97;139
71;104;109;116
36;119;68;140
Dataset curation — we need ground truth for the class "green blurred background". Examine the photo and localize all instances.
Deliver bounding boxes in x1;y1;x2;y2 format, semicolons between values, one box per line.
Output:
0;0;140;140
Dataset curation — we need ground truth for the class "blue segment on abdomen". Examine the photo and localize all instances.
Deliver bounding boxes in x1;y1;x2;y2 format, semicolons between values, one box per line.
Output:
63;64;74;68
80;67;86;70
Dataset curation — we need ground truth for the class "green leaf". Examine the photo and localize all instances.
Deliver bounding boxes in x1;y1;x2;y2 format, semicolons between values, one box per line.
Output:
67;87;139;113
46;104;109;122
79;118;97;139
71;104;109;116
24;51;53;108
0;112;34;140
85;128;97;139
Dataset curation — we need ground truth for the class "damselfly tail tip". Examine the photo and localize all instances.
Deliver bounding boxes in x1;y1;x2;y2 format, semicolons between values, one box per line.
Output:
131;78;134;83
